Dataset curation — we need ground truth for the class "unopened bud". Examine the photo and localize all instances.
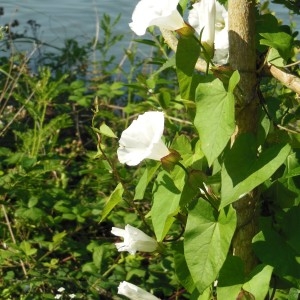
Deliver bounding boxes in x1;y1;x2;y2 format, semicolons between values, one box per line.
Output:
161;149;182;172
176;22;195;38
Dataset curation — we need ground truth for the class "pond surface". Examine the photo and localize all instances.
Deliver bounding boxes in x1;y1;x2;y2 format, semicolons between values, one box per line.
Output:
1;1;137;51
0;1;299;59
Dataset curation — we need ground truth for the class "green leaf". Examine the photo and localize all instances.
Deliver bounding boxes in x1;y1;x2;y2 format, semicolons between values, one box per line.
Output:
53;201;71;213
134;39;157;46
147;56;175;84
288;288;300;300
134;162;160;200
266;48;285;67
98;122;117;138
171;134;204;168
184;200;237;293
217;256;244;300
179;0;189;13
253;217;300;282
194;72;238;166
242;264;273;300
52;231;67;244
279;206;300;254
42;258;59;269
49;231;67;251
260;32;293;60
100;183;124;221
82;262;98;274
93;245;105;270
172;241;195;293
176;36;200;100
285;166;300;179
28;196;38;208
221;135;291;208
20;241;37;256
62;213;76;220
151;167;186;241
15;207;45;222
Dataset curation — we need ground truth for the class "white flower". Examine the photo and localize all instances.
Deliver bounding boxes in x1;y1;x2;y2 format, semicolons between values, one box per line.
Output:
118;281;160;300
69;294;76;299
54;295;62;300
213;2;229;64
111;224;158;255
117;111;170;166
129;0;186;36
57;287;65;293
188;0;216;49
188;0;229;64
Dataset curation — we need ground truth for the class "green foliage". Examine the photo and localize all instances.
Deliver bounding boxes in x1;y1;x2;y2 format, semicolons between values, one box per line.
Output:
185;201;236;293
151;167;186;241
0;1;300;299
101;183;124;222
194;71;238;166
176;36;200;99
221;135;291;208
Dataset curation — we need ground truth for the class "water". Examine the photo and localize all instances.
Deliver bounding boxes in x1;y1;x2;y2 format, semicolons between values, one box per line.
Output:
0;1;138;53
0;1;299;59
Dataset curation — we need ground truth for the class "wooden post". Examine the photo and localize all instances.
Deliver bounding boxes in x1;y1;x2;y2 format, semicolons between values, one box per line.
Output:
228;0;259;273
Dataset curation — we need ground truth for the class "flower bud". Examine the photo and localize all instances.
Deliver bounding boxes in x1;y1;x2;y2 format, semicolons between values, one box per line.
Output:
160;149;182;172
176;23;195;38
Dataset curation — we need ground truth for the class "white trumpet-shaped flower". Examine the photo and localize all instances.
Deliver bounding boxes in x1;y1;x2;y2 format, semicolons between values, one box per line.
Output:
118;281;160;300
188;0;216;50
117;111;170;166
129;0;186;36
111;224;158;255
188;0;229;64
213;2;229;64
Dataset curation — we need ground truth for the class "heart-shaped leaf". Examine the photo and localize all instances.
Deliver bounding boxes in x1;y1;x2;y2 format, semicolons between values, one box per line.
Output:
221;134;291;208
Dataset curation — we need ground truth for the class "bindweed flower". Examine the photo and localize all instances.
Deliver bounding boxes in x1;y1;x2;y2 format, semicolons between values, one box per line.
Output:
188;0;216;58
129;0;187;36
188;0;229;64
117;111;170;166
118;281;160;300
111;224;158;255
213;2;229;64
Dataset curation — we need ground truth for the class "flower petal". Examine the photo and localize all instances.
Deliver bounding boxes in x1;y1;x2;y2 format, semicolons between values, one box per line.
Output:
117;111;169;166
111;224;158;254
118;281;160;300
188;0;216;46
147;140;170;161
129;0;184;36
111;227;126;238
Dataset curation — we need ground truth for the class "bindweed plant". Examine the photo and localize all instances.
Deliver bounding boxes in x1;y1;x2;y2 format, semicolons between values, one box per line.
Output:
0;0;299;299
97;0;300;299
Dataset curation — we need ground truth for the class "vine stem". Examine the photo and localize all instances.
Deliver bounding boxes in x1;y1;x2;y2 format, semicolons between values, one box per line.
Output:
95;133;154;235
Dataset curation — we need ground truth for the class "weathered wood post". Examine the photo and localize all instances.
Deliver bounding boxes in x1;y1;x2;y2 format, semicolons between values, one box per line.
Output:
228;0;259;273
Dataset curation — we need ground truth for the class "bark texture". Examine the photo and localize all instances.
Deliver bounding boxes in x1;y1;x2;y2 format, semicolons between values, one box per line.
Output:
228;0;260;274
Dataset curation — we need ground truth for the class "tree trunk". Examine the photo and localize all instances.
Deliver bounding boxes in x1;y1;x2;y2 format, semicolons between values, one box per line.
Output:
228;0;259;274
